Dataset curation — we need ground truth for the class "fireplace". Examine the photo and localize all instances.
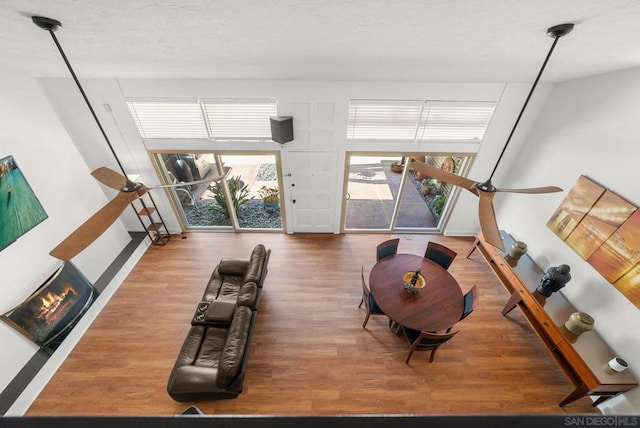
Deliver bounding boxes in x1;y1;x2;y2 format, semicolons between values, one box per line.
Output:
1;262;98;351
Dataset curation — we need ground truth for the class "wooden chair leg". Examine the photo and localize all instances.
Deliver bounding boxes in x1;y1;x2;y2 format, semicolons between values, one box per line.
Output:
405;349;414;364
358;298;363;308
405;340;419;364
362;311;371;328
429;347;439;362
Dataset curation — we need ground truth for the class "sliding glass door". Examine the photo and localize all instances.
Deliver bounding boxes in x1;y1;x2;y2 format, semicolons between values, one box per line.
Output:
343;153;469;232
155;152;283;231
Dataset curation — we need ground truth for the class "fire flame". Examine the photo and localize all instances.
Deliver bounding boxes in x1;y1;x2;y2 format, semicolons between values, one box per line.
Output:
37;284;78;321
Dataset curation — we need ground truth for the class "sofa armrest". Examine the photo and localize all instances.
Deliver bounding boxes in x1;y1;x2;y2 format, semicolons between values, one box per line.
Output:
218;258;249;276
243;244;268;284
167;365;220;396
204;299;236;325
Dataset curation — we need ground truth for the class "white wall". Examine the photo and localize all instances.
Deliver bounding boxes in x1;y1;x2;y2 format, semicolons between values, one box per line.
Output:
42;78;541;235
0;70;132;400
497;67;640;413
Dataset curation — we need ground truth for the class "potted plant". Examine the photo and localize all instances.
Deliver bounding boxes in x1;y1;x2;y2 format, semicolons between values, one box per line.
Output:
208;175;250;218
259;186;280;213
421;178;436;196
390;159;405;173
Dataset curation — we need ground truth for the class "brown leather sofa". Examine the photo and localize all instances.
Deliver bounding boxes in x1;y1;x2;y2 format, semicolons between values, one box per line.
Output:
167;244;270;402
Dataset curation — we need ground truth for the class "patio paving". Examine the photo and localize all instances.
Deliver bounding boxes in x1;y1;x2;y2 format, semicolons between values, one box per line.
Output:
345;163;438;230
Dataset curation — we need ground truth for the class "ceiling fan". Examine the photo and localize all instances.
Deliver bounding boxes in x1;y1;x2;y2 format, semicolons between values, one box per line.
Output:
32;16;224;261
411;23;575;251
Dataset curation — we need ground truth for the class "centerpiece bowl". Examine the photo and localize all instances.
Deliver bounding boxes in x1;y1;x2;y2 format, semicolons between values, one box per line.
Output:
403;271;426;294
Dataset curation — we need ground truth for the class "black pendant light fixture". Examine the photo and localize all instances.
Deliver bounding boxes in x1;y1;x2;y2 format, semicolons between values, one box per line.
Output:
411;23;575;250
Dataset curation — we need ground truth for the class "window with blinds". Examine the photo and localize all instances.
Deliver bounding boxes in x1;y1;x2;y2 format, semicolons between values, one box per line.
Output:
127;99;277;141
347;100;423;140
347;100;495;142
203;101;277;139
127;102;209;139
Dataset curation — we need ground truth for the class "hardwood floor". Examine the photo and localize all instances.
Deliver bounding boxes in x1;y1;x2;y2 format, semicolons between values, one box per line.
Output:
26;232;600;415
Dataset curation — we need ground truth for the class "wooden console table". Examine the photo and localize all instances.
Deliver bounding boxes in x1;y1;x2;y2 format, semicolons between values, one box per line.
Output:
468;231;637;407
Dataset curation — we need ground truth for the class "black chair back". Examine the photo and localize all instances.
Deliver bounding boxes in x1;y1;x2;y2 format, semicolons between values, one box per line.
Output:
376;238;400;261
424;241;457;269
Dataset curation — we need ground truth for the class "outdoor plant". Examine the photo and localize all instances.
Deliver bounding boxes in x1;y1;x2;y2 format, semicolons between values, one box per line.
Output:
208;175;250;218
258;186;279;203
431;194;446;216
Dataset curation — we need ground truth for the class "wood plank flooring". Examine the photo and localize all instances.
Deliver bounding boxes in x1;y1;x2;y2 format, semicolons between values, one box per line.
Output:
26;233;600;415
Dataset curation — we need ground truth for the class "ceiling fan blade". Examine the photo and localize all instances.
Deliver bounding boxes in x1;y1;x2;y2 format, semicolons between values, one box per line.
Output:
478;190;505;251
149;174;225;189
91;167;127;190
49;191;140;261
495;186;563;194
410;159;478;194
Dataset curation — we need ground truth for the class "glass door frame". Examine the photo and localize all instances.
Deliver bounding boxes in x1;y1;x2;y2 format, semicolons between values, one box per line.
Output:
340;151;473;234
149;150;286;232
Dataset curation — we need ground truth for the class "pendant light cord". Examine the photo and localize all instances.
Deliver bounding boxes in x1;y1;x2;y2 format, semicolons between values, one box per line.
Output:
46;29;129;179
488;35;561;182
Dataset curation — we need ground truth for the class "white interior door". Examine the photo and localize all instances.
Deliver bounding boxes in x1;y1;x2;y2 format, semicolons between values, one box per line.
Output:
285;151;338;233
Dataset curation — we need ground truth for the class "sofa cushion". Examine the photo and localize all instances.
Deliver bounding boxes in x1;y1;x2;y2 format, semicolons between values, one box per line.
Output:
175;325;206;366
218;276;245;299
218;258;250;276
194;325;228;368
216;306;252;388
202;266;223;302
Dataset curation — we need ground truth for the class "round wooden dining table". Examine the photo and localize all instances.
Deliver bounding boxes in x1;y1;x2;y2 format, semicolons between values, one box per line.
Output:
369;253;464;332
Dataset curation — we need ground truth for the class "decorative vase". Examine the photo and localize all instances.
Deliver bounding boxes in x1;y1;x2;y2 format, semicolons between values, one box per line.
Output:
508;241;528;259
263;199;280;213
390;163;403;173
402;271;426;294
564;312;594;336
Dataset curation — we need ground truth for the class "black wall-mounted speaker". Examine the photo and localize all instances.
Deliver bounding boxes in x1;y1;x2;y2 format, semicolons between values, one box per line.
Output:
270;116;294;144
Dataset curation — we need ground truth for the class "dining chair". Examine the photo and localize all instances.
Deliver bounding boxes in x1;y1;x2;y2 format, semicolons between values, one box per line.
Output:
358;266;389;328
446;284;479;333
401;326;459;364
376;238;400;261
424;241;457;270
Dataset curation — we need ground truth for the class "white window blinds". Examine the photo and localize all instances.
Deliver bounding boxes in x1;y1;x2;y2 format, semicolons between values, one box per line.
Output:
417;102;495;141
347;100;423;140
203;101;277;139
127;102;209;139
348;100;495;142
127;99;277;141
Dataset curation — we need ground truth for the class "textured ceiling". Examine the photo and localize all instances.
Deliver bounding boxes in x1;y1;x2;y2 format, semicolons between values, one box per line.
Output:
1;0;640;82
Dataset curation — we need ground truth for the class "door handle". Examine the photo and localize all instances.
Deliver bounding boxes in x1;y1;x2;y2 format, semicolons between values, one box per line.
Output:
292;199;296;204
